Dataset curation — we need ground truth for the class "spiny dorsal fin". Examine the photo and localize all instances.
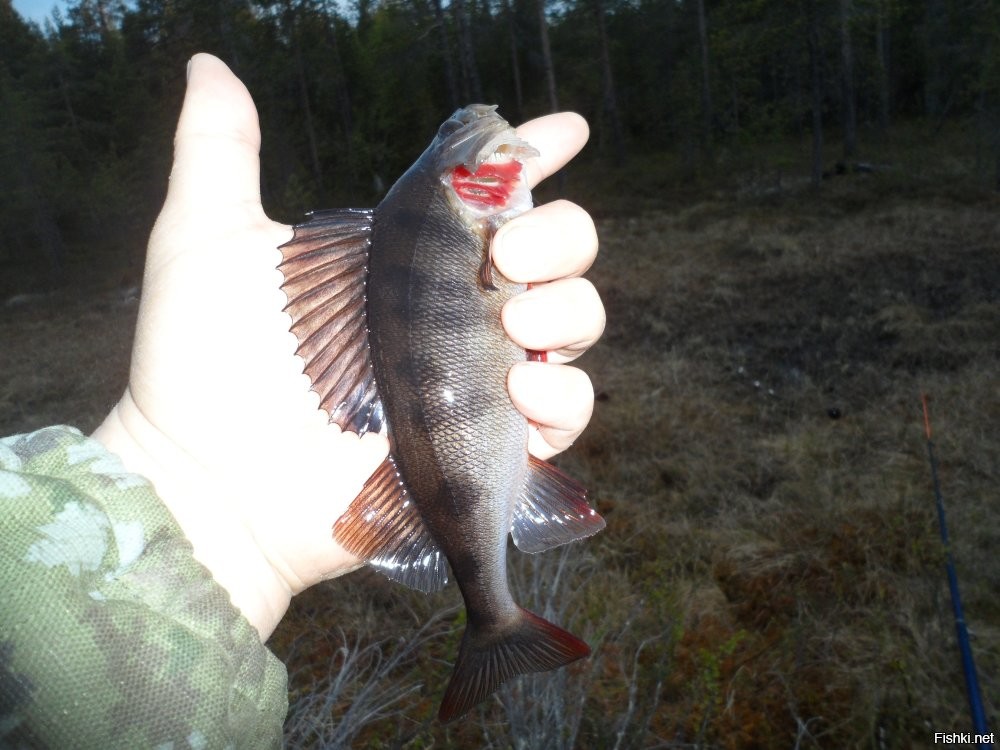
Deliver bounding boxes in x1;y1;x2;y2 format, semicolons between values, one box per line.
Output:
510;455;605;554
334;455;450;593
278;209;384;436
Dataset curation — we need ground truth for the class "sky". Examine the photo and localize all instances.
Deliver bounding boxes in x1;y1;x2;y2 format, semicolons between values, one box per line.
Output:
11;0;70;25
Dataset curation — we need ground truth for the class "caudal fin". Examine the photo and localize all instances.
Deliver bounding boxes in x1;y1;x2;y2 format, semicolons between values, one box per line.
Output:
437;608;590;722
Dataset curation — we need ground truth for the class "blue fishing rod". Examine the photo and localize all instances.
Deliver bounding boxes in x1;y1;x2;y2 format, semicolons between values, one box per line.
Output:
921;394;992;747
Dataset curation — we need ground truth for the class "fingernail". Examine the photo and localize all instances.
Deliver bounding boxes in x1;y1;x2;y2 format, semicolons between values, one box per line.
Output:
186;57;194;82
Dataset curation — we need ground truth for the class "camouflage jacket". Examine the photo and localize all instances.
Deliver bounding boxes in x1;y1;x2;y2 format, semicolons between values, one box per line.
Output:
0;426;288;749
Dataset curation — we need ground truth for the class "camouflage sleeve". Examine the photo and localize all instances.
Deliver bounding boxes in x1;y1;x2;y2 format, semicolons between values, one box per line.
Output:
0;426;288;749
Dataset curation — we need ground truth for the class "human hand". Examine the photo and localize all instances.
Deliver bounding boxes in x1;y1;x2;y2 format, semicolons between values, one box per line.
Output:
92;53;604;640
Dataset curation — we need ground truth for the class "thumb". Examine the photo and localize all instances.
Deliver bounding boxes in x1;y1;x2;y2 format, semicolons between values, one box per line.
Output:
167;53;264;212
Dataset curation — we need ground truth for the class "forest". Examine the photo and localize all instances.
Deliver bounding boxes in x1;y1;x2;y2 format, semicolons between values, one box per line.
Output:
2;0;999;293
2;0;1000;747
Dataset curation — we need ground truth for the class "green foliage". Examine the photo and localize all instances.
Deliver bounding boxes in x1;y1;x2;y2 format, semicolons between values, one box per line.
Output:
3;0;1000;295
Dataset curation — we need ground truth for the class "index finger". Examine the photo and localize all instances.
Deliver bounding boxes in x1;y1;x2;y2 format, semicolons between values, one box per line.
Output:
516;112;589;189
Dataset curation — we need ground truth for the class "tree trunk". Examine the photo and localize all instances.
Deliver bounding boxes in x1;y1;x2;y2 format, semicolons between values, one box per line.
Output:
839;0;857;159
321;2;357;186
923;0;949;117
806;0;824;187
537;0;559;112
294;40;323;193
501;0;524;122
432;0;460;110
695;0;712;146
657;0;675;142
453;0;483;103
875;0;891;137
594;0;625;165
974;40;1000;190
284;0;323;195
536;0;563;191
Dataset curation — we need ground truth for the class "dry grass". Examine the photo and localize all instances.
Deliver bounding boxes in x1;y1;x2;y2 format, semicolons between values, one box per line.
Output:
0;290;137;436
563;172;1000;747
2;155;998;748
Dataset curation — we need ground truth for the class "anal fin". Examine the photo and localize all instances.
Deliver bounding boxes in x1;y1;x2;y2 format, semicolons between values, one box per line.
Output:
334;455;450;593
511;455;605;553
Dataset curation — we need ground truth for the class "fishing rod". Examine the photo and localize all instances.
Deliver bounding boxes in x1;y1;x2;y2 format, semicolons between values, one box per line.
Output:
921;394;992;748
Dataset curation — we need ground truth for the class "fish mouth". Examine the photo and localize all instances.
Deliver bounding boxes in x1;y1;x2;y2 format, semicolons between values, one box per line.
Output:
436;105;537;219
433;104;539;172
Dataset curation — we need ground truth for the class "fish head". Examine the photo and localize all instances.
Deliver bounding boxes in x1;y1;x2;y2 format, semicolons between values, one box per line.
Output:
429;104;539;226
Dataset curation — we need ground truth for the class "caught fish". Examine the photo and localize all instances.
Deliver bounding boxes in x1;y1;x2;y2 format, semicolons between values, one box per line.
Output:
277;105;605;722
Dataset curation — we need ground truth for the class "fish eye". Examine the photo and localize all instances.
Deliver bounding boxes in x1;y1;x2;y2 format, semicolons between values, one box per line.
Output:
437;118;464;140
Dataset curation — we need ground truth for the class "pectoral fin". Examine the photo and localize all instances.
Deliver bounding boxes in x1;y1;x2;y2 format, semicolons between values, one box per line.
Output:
511;455;605;553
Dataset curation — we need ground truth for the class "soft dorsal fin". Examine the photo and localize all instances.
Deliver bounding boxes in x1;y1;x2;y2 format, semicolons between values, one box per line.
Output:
511;455;605;553
278;209;384;436
334;455;450;593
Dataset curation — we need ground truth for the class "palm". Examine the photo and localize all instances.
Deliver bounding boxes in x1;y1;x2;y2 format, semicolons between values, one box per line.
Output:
94;54;601;639
132;205;386;590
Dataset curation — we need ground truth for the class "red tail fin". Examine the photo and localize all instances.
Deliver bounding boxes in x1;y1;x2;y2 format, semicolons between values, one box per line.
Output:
437;608;590;722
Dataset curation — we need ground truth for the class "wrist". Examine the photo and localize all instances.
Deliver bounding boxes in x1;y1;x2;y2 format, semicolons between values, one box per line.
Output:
92;389;291;640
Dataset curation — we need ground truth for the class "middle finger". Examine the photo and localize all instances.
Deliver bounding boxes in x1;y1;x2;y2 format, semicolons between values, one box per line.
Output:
501;277;605;363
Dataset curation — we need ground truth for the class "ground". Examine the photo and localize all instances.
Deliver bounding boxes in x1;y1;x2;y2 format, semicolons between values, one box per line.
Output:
2;157;998;748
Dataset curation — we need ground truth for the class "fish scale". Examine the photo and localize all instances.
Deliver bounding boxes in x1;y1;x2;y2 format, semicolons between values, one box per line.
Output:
277;104;605;722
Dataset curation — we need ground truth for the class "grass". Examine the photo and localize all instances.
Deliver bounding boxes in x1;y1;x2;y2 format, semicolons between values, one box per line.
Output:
577;164;999;747
2;128;998;748
0;291;137;435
